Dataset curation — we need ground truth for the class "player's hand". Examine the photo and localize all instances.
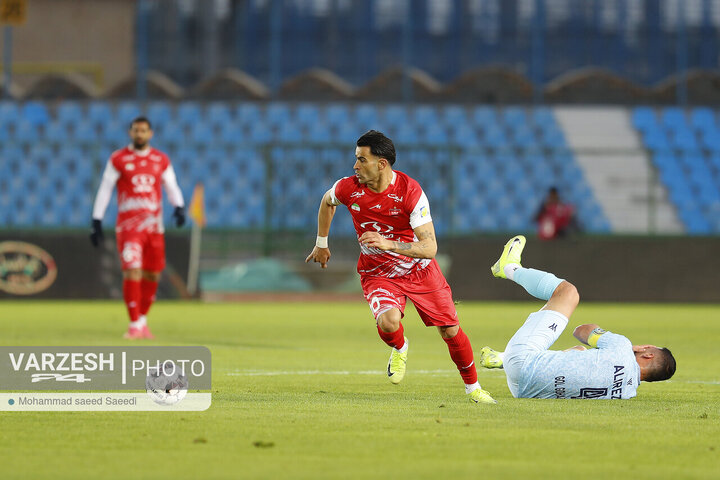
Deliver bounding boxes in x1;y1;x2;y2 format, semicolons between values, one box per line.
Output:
633;344;658;353
173;206;186;227
89;219;104;247
359;231;394;251
305;246;331;269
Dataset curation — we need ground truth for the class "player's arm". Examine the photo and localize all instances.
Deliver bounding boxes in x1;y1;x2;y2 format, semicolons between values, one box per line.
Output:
161;164;185;227
573;324;605;347
90;160;120;247
305;189;339;268
359;221;437;259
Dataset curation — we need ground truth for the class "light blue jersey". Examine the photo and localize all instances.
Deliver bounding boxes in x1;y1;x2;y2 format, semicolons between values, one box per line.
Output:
518;333;641;399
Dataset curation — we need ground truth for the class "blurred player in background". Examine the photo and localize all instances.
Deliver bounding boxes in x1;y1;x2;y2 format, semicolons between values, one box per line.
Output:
534;187;580;240
90;116;185;339
479;235;676;399
306;130;496;404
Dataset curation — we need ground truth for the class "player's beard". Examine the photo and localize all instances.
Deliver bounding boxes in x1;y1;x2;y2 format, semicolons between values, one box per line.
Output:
133;140;148;150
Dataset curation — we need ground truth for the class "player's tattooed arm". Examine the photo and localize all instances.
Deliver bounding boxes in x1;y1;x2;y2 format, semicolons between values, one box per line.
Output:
392;222;438;259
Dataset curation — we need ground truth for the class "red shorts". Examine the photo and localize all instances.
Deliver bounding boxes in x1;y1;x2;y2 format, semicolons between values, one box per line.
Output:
116;231;166;272
360;259;458;327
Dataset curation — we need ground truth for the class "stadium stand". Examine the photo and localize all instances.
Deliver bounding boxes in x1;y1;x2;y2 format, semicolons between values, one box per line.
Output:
1;101;610;233
633;107;720;234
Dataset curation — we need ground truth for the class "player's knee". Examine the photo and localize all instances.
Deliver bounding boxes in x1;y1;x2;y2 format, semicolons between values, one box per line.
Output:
123;269;142;281
554;281;579;307
377;311;401;333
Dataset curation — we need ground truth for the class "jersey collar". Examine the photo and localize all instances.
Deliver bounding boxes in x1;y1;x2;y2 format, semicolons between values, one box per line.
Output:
129;145;151;157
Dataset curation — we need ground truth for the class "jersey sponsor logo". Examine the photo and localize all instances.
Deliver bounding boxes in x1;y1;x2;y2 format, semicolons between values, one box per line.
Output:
387;194;403;202
571;387;608;399
360;221;394;235
554;376;566;398
369;204;382;210
0;241;58;295
149;154;162;162
125;163;136;171
627;378;633;385
390;207;402;216
118;196;159;213
420;206;429;217
548;323;557;331
610;365;625;399
131;174;156;193
350;191;365;198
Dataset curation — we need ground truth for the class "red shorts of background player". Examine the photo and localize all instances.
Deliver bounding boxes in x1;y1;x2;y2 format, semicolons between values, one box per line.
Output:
116;231;166;272
360;259;458;327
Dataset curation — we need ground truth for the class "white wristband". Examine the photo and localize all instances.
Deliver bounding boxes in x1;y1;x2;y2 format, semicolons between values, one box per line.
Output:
316;236;328;248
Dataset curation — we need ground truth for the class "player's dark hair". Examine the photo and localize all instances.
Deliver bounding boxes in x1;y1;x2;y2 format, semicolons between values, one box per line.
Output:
357;130;396;166
130;116;152;130
645;347;676;382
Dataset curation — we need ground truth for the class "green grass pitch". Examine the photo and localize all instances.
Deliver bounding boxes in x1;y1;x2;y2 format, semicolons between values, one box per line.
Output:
1;300;719;479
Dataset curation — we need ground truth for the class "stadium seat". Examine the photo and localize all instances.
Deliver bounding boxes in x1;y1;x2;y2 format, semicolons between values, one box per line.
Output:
441;105;468;128
690;107;716;131
116;101;142;124
501;107;528;127
146;102;173;128
631;107;657;132
14;121;39;144
324;104;351;127
21;101;50;126
56;102;84;127
265;103;291;128
236;103;262;125
660;108;686;129
0;101;19;127
207;103;234;127
45;122;68;144
414;105;438;128
472;106;497;128
354;104;378;129
87;102;113;127
176;102;203;128
294;104;321;128
382;105;409;127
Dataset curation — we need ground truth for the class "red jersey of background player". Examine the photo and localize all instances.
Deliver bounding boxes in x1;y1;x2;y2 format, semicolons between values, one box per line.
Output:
92;146;184;233
329;170;433;278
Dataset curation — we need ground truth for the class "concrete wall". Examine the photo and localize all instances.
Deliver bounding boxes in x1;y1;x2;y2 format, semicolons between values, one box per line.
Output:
0;0;135;91
447;236;720;302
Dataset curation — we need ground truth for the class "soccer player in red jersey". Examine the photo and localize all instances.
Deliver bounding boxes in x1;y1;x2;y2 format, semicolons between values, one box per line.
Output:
90;117;185;339
306;130;496;404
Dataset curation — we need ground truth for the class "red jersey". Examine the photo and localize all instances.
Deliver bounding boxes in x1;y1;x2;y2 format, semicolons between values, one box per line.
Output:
330;170;433;278
92;146;184;234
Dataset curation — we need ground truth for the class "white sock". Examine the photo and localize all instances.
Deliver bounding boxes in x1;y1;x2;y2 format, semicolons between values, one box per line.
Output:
131;315;147;329
395;340;408;353
465;381;481;394
504;263;521;281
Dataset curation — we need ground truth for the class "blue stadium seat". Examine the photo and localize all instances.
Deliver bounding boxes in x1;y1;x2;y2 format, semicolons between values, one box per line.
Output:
146;102;173;129
218;121;245;146
660;107;686;129
699;129;720;152
88;102;113;127
21;101;50;126
631;107;657;132
207;103;233;127
441;105;468;128
176;102;203;128
324;104;351;126
265;103;291;128
424;125;449;145
501;107;527;127
160;123;185;147
448;124;480;147
56;101;84;127
116;101;142;124
190;123;215;148
472;106;497;128
307;122;331;143
45;122;68;144
382;105;409;127
670;128;699;151
690;108;716;131
14;121;39;144
294;104;321;127
0;101;19;127
483;125;509;149
643;130;670;151
236;103;262;125
414;105;438;128
354;104;378;128
530;107;555;128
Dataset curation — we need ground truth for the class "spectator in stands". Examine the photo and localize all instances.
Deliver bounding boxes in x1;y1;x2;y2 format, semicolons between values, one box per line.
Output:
535;187;579;240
